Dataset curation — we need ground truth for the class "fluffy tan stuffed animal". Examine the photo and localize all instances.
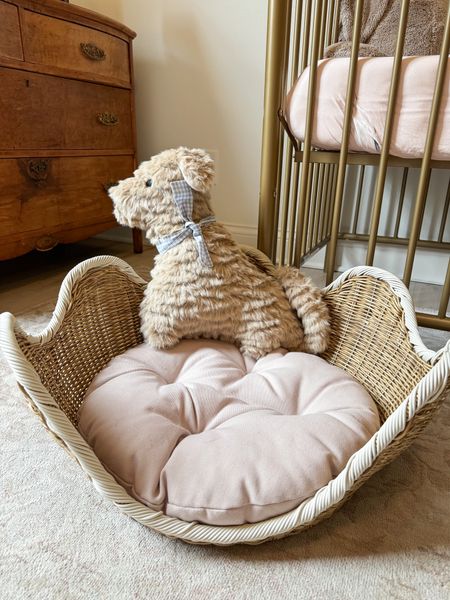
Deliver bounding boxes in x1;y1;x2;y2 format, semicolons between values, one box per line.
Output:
325;0;447;58
109;147;330;359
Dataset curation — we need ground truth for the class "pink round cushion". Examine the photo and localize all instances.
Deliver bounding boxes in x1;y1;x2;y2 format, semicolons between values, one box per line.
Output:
78;340;380;526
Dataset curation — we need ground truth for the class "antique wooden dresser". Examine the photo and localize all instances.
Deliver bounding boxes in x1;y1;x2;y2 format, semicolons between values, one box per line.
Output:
0;0;141;260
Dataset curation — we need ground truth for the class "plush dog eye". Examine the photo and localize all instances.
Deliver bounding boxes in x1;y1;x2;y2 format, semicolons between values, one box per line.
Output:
145;178;153;187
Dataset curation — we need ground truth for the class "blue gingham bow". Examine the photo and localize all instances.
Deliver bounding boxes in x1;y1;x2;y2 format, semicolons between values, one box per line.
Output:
155;180;216;268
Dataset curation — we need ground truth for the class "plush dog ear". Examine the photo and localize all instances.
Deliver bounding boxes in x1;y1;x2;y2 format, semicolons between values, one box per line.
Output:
178;148;215;193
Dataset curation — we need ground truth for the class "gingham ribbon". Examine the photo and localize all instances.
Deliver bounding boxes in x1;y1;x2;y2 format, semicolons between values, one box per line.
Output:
155;180;215;268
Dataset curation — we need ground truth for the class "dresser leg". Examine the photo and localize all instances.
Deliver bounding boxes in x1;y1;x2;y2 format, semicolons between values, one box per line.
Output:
132;228;143;253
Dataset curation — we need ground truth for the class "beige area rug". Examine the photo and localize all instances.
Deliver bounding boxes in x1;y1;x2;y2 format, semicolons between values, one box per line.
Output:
1;306;449;600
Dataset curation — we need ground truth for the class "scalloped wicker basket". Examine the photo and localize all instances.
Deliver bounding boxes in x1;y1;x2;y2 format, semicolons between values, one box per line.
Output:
1;249;449;546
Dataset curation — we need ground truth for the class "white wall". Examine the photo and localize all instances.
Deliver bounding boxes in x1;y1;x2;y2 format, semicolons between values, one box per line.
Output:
75;0;267;228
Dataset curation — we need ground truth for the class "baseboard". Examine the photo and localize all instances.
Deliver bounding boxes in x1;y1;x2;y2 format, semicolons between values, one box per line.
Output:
96;224;446;286
223;222;258;247
225;224;447;286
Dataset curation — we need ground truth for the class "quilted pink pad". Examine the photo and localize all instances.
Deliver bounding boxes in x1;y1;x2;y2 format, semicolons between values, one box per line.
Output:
78;340;380;526
284;55;450;160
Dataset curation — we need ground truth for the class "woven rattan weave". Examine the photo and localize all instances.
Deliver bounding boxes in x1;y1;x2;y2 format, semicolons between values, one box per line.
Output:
1;249;448;545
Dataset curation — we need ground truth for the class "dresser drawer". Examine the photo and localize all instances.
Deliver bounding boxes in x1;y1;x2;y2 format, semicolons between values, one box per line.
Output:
0;155;134;257
0;1;23;61
0;68;133;151
21;10;130;85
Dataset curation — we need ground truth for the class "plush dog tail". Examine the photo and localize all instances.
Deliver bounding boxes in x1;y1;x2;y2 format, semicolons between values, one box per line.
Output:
275;266;330;355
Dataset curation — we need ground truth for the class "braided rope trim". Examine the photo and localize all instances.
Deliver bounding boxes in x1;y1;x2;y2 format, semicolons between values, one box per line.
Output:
1;257;449;546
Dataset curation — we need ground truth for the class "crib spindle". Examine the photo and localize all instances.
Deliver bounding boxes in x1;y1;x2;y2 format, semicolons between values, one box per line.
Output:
325;164;337;242
366;0;410;266
288;0;315;264
293;0;324;265
437;178;450;243
318;0;328;58
313;163;326;248
279;1;304;265
325;0;364;283
393;168;409;238
331;0;341;45
324;0;336;48
300;0;312;73
287;162;301;263
300;163;314;256
351;165;366;235
319;163;331;241
403;4;450;286
303;163;318;255
438;259;450;319
258;0;292;258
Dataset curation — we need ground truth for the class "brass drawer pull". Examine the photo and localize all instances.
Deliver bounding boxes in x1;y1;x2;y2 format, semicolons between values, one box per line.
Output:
97;112;119;126
26;159;49;181
35;235;57;252
80;42;106;61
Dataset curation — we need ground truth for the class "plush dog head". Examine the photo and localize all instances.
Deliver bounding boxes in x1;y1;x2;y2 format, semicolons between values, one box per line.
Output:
109;147;215;243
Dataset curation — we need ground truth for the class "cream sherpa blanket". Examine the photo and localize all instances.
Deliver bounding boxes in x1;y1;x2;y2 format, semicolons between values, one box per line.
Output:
325;0;447;58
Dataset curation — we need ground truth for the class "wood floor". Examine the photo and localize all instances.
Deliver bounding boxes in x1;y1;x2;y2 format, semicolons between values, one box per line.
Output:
0;238;155;315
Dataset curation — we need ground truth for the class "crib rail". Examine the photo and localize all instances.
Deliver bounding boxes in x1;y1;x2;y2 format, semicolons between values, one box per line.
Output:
259;0;450;330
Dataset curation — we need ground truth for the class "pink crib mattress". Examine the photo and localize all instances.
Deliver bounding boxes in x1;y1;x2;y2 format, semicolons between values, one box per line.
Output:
284;56;450;161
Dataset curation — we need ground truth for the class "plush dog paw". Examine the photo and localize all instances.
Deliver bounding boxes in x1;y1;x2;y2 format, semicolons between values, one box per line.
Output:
239;345;264;360
276;265;330;355
239;338;277;360
141;327;180;350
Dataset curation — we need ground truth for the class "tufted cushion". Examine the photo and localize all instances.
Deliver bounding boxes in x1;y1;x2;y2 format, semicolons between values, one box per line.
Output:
78;340;380;526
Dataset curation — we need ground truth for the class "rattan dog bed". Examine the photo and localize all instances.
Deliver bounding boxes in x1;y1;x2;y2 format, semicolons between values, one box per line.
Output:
1;248;449;545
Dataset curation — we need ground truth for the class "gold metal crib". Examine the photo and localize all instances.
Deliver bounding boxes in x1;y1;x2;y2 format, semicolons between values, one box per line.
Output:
258;0;450;330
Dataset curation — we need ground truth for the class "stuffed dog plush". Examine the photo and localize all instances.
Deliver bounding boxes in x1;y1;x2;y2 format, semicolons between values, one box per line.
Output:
109;147;330;359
